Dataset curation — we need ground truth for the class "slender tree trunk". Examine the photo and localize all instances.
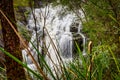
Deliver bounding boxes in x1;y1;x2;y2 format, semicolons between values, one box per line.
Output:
0;0;26;79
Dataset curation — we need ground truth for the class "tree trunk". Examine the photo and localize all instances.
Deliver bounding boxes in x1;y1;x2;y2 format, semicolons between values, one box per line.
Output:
0;0;26;79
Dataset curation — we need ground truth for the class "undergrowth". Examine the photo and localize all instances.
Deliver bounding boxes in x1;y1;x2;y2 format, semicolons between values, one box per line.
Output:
0;42;120;80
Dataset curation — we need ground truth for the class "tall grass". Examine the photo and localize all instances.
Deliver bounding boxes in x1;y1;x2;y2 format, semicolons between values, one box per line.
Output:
1;41;120;80
0;66;6;80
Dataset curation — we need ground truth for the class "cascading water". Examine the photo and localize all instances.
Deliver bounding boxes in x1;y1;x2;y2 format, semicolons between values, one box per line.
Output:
22;4;86;79
78;24;86;55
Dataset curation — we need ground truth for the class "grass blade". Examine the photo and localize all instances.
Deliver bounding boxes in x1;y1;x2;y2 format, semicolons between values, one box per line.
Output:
0;47;42;79
109;47;120;73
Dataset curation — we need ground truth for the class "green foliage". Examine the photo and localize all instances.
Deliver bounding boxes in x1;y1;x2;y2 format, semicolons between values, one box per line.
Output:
14;0;29;7
109;47;120;73
0;66;6;80
66;44;120;80
1;41;120;80
82;0;120;46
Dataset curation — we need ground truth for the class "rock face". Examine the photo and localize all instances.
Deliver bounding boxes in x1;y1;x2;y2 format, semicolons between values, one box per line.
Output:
70;23;84;58
73;34;83;58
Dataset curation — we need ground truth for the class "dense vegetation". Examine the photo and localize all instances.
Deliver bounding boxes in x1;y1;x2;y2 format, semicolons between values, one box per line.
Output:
0;0;120;80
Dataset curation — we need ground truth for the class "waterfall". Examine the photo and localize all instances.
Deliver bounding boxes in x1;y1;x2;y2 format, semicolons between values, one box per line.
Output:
78;24;86;55
22;4;86;79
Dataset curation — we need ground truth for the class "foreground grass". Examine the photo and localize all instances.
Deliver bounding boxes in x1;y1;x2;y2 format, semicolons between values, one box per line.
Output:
0;43;120;80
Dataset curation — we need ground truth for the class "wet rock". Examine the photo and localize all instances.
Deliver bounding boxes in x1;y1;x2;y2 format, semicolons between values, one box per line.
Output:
72;33;83;58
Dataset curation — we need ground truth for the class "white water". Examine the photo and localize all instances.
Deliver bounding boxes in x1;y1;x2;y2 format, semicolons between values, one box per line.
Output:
22;4;86;79
78;24;86;55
